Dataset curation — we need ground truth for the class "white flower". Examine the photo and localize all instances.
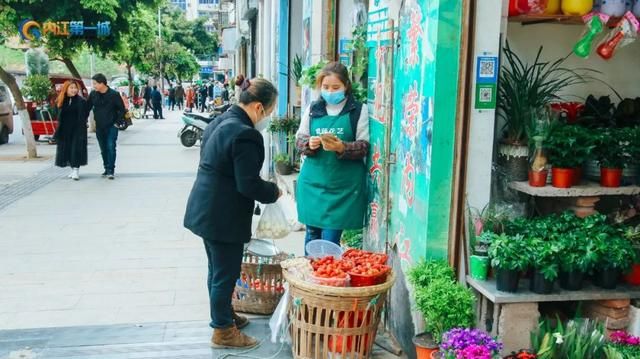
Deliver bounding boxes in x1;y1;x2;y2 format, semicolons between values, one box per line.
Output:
553;332;564;344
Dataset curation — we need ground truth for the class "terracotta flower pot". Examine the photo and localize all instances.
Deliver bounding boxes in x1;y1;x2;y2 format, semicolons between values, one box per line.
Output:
552;167;575;188
601;167;623;188
414;333;438;359
625;264;640;286
528;170;548;187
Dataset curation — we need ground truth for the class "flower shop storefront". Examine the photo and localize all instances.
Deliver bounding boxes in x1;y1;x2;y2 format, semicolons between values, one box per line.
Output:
458;0;640;357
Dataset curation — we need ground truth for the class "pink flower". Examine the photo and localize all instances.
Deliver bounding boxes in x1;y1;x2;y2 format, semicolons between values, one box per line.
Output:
456;344;492;359
474;219;484;236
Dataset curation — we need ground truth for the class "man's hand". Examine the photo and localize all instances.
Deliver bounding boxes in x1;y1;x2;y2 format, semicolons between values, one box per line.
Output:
309;136;322;150
320;134;345;154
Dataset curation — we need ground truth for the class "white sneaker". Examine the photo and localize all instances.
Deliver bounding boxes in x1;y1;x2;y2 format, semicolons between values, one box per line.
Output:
68;170;74;178
71;168;79;181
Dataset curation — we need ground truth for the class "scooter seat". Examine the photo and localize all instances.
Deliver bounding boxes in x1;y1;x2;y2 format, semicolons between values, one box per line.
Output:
184;112;215;123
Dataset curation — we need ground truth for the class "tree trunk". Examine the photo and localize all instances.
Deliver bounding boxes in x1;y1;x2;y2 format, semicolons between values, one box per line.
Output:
62;57;82;79
0;65;38;158
126;63;134;98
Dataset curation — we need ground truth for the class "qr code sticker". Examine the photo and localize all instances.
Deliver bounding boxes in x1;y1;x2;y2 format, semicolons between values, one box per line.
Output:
479;59;495;78
479;87;493;102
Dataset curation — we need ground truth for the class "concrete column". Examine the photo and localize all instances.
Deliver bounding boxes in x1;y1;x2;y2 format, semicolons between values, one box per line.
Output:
464;0;504;210
498;303;540;355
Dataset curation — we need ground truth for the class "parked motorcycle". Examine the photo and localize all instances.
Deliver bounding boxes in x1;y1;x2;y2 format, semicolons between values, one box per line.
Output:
178;103;231;147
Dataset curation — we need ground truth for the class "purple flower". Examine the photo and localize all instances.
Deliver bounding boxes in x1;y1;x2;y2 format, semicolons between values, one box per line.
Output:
441;328;503;357
457;345;492;359
610;330;640;346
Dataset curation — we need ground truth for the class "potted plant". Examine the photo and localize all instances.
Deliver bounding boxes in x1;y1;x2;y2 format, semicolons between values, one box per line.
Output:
497;42;589;182
409;260;456;358
526;238;560;294
22;73;52;117
558;232;597;291
299;60;327;98
594;128;632;187
529;136;548;187
274;153;292;175
624;224;640;285
470;231;493;281
414;278;475;359
488;233;529;292
546;123;594;188
438;328;502;359
593;229;636;289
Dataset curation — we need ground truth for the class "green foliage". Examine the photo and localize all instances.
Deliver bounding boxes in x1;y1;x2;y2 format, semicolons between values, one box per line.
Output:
605;344;640;359
488;233;530;271
165;45;200;82
408;260;455;289
531;318;606;359
25;48;49;76
352;82;367;103
593;231;636;272
350;25;367;82
498;41;593;145
268;116;300;134
22;74;51;104
341;229;363;249
414;278;475;344
527;238;561;281
291;55;303;86
593;128;633;169
546;123;595;168
299;61;327;88
273;153;289;164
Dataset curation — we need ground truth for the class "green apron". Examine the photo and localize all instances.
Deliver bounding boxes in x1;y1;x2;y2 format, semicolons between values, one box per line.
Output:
297;113;367;230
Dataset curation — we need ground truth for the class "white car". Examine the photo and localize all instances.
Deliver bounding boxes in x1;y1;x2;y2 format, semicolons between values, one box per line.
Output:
0;84;14;145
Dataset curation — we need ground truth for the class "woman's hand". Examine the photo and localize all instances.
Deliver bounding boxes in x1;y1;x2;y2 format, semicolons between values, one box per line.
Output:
308;136;322;150
320;134;345;154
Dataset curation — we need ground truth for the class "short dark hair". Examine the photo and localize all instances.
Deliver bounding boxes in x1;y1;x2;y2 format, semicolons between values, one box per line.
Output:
92;73;108;85
316;62;352;95
239;78;278;109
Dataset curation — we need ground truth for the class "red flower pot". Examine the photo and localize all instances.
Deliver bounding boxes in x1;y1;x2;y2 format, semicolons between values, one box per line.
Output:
528;170;548;187
552;168;575;188
625;264;640;286
601;167;623;188
573;167;583;185
550;102;585;124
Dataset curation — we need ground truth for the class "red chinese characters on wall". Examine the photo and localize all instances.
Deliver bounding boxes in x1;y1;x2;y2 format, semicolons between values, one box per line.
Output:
402;81;421;141
405;8;423;68
368;202;380;241
403;153;415;208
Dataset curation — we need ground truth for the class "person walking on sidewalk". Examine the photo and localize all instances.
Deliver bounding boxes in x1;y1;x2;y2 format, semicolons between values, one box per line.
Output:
184;78;281;349
295;62;369;254
199;85;208;112
168;84;176;111
54;80;88;181
86;73;126;180
186;85;195;112
175;83;185;111
151;86;164;119
142;83;153;116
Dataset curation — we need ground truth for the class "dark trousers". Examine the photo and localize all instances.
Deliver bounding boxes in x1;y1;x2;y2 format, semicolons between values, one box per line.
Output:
96;126;118;174
153;102;163;119
175;98;184;110
169;97;176;110
203;240;244;329
304;226;343;256
144;99;152;114
200;99;207;112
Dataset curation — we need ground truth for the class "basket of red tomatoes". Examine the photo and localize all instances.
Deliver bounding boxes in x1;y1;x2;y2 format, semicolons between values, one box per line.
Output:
309;249;390;288
309;255;351;287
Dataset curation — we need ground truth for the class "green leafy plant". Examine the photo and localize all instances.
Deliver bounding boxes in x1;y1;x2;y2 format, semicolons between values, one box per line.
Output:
498;42;592;145
268;116;300;134
593;233;636;272
351;82;367;103
558;232;598;273
594;128;632;169
546;123;595;168
488;233;530;271
273;153;290;165
527;238;561;281
341;229;363;249
474;231;494;255
408;260;454;289
414;278;475;344
531;317;606;359
22;74;52;106
605;344;640;359
299;60;328;88
291;54;303;86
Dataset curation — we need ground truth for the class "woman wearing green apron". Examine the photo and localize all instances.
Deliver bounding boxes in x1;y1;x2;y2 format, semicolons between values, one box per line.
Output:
296;62;370;254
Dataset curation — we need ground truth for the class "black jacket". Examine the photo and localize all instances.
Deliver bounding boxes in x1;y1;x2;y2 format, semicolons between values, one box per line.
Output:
55;95;88;168
87;88;125;129
151;89;162;104
184;105;279;243
143;86;152;100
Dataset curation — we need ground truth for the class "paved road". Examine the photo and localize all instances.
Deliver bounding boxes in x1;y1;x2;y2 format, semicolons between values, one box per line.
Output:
0;108;305;331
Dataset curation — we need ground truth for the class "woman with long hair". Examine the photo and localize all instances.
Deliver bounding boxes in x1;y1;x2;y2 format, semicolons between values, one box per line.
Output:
295;62;370;253
54;81;89;180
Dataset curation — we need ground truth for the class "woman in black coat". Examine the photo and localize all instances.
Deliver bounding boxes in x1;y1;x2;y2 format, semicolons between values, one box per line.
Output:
54;81;88;180
184;78;280;349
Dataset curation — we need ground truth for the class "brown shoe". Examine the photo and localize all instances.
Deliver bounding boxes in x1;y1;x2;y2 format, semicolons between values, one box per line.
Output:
211;325;258;349
232;310;250;329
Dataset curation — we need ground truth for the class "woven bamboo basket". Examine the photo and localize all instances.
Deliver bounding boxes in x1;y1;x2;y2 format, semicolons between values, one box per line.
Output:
283;270;395;359
232;252;288;315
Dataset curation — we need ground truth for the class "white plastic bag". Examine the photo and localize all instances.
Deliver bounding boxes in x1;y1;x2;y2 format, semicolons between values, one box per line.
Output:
279;193;298;226
255;202;291;239
269;284;291;343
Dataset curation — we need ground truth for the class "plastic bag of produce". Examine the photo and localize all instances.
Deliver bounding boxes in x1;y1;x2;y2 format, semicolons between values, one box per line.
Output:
255;202;291;239
269;284;291;343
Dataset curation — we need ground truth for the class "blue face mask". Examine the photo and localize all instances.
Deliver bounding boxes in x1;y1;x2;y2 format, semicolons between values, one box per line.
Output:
321;90;346;105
